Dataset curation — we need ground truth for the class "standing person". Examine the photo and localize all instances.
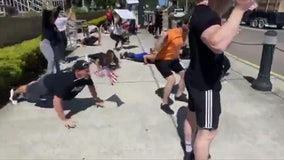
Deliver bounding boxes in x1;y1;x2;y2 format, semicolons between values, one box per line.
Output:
106;7;114;26
40;9;63;75
154;6;163;36
154;19;189;115
9;60;104;128
54;6;73;50
183;0;257;159
110;18;125;50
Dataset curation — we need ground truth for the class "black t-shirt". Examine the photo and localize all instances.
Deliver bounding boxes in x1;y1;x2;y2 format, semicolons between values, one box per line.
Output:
43;71;94;100
186;5;224;91
155;11;163;24
42;25;62;47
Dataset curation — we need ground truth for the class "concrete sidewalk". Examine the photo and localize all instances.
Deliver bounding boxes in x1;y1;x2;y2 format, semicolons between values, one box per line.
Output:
0;30;284;160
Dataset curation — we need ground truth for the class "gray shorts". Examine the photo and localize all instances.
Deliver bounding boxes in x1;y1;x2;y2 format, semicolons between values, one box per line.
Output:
26;76;49;101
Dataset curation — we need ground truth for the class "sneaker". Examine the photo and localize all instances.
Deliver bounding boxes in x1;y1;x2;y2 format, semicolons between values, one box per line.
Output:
175;93;188;103
184;152;194;160
9;89;18;105
184;151;211;160
221;77;228;83
160;103;174;115
208;154;211;160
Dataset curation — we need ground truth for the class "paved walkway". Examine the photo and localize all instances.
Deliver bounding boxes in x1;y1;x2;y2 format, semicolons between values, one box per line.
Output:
0;29;284;159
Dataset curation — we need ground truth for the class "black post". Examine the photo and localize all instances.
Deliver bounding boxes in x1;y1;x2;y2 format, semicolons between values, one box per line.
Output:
251;30;278;91
168;15;172;29
138;0;144;28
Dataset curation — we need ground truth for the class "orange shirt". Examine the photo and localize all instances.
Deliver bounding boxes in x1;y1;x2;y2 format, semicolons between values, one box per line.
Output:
156;28;184;60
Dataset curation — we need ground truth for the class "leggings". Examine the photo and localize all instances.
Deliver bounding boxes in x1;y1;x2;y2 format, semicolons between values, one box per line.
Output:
40;39;60;74
59;31;67;49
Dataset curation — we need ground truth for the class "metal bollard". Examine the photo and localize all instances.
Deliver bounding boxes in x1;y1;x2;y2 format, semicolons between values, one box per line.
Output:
251;30;278;91
138;0;145;28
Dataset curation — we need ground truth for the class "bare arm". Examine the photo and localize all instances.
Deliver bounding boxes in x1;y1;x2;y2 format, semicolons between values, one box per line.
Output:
53;95;77;128
67;8;73;20
88;85;104;107
201;8;245;54
88;85;98;99
201;1;256;54
53;96;66;121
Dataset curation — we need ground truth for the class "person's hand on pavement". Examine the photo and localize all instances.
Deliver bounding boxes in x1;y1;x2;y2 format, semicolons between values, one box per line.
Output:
94;97;104;108
64;119;76;129
96;101;104;108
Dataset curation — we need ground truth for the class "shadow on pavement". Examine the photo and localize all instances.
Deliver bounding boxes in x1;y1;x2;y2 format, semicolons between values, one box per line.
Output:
243;76;255;84
123;45;138;50
176;106;189;158
105;94;125;107
155;84;180;105
33;97;95;118
33;93;125;118
64;56;80;63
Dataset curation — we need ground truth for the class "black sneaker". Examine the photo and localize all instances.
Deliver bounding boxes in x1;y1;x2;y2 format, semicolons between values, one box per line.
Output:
184;151;195;160
160;103;174;114
208;154;211;160
184;151;211;160
175;93;188;103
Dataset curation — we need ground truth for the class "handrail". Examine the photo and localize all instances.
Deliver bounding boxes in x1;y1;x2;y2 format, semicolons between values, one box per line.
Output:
0;0;62;16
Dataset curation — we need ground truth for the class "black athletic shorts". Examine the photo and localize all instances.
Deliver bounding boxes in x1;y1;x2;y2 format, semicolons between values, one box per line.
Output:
155;59;184;78
26;76;49;101
185;82;221;130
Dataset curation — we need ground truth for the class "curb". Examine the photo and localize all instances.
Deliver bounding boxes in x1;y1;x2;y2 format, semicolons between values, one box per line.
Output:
225;51;284;81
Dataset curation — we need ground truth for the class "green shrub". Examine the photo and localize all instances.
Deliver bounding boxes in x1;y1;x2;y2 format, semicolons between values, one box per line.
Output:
85;15;106;26
0;16;106;105
0;37;42;88
73;7;88;14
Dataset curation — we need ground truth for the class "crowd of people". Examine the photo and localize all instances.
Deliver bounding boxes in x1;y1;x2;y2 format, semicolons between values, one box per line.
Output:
9;0;257;159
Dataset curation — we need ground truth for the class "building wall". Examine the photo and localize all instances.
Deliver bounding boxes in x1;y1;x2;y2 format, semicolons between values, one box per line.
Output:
0;11;105;47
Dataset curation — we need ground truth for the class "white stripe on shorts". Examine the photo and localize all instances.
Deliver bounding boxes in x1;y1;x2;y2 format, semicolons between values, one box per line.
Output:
205;90;213;129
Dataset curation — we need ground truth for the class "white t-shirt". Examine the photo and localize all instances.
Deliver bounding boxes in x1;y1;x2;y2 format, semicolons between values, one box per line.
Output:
55;17;68;32
112;24;123;35
88;25;98;33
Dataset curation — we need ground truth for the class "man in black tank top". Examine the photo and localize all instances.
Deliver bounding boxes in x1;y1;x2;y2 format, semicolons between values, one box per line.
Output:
183;0;258;159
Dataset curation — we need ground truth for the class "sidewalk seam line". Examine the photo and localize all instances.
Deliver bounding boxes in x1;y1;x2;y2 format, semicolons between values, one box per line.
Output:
135;33;178;128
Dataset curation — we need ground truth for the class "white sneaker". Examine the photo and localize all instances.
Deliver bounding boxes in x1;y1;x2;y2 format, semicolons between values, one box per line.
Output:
9;89;18;105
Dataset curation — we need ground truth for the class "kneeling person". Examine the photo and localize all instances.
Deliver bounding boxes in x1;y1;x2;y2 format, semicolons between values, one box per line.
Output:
10;60;104;128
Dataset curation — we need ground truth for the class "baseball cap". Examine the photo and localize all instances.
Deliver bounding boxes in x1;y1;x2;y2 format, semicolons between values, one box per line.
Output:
72;60;90;71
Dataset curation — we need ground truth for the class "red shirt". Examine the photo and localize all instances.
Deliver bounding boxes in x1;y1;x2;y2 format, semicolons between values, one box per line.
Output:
106;11;113;20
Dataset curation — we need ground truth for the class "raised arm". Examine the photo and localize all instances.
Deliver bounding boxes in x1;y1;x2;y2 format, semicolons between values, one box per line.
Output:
201;0;256;54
